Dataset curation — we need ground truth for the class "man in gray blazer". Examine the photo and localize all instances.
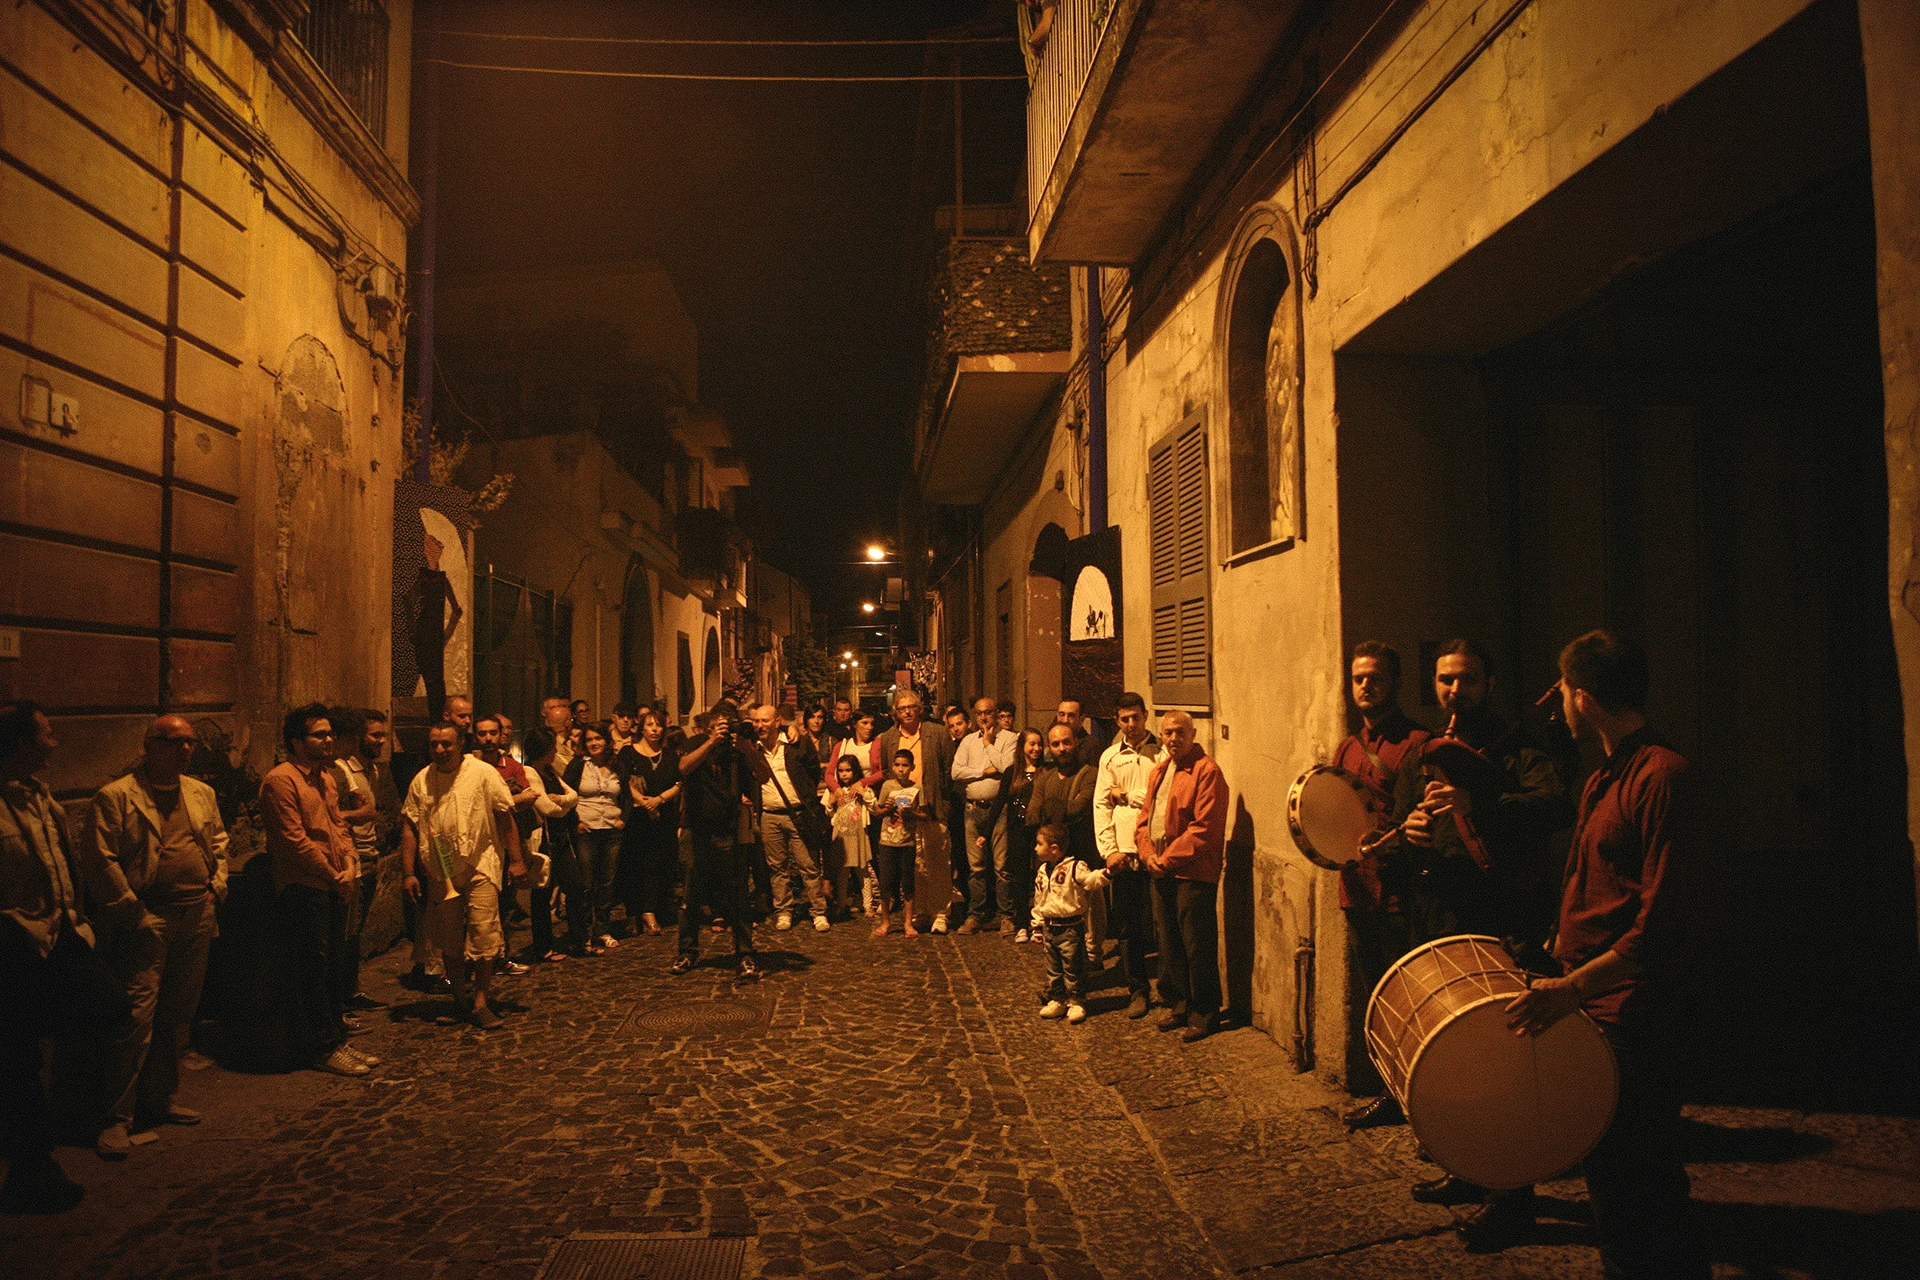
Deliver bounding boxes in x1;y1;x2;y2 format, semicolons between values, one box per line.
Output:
87;715;229;1153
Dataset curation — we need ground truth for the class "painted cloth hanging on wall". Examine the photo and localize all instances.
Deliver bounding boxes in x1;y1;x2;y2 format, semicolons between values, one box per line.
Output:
1060;526;1123;714
392;480;474;720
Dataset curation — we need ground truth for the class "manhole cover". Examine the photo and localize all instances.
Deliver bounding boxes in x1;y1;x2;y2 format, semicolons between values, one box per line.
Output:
539;1235;746;1280
623;1001;769;1037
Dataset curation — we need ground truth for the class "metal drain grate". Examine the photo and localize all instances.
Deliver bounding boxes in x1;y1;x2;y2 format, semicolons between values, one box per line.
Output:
622;1000;770;1037
538;1235;747;1280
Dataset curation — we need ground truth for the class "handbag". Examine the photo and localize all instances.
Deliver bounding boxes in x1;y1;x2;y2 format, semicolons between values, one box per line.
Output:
766;753;833;859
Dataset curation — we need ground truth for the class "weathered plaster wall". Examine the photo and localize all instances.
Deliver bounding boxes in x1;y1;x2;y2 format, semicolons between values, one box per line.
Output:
0;0;411;793
1859;0;1920;944
1102;0;1837;1081
978;414;1084;727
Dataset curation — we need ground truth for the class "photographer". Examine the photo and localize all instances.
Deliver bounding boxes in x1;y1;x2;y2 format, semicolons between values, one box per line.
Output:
668;701;761;980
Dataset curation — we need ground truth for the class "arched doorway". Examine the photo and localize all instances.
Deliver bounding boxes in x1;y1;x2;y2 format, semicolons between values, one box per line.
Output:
620;556;655;709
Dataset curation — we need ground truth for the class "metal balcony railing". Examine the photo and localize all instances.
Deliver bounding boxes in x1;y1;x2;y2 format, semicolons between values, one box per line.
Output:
294;0;391;141
1025;0;1114;232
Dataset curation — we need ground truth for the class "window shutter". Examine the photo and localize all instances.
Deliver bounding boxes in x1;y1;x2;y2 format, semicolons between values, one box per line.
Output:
1149;421;1212;706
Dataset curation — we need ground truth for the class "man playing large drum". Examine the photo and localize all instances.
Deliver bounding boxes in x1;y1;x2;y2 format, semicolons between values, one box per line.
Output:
1506;631;1708;1279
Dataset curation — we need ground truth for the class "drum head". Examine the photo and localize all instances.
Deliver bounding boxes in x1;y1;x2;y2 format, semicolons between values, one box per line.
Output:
1289;768;1376;870
1405;1000;1618;1191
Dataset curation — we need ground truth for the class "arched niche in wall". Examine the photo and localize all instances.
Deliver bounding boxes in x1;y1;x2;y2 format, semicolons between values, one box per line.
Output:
1213;203;1306;558
273;335;358;700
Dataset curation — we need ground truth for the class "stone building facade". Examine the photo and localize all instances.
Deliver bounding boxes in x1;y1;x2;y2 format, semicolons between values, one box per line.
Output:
0;0;415;796
926;0;1920;1094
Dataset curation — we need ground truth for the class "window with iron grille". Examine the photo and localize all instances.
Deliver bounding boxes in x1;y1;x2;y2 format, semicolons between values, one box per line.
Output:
294;0;391;142
1148;417;1211;707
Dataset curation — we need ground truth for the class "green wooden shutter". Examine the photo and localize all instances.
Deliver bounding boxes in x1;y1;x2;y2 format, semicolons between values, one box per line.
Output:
1149;420;1212;706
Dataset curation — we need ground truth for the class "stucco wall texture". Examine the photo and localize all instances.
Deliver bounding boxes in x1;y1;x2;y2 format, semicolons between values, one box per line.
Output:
1086;0;1888;1083
0;0;415;795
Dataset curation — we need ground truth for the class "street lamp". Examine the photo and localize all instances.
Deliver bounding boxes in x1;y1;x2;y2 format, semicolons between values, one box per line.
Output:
861;602;876;614
842;651;852;660
866;545;886;562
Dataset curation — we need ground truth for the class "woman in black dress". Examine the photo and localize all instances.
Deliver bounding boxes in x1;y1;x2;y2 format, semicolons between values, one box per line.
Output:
620;707;682;933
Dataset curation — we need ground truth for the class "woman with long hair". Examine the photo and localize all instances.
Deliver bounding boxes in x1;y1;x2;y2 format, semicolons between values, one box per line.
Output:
621;707;681;934
563;722;623;954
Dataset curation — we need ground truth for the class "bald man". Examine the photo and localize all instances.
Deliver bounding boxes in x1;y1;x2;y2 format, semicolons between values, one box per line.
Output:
87;715;230;1150
1135;711;1226;1043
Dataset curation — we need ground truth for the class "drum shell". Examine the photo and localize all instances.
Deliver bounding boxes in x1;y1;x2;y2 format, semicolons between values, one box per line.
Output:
1366;935;1619;1190
1286;765;1378;871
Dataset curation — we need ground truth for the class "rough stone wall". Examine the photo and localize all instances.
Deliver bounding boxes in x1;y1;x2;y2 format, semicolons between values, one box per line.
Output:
916;239;1072;446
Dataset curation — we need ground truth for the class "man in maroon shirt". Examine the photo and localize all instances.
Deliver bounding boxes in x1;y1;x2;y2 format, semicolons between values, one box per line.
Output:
1506;631;1707;1278
1334;642;1430;1130
1135;711;1227;1043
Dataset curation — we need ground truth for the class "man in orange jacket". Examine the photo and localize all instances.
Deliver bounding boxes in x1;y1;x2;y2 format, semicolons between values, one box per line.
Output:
1134;710;1226;1042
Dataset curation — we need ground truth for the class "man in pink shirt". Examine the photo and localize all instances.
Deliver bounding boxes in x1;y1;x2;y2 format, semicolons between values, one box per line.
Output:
1135;710;1227;1043
258;704;370;1078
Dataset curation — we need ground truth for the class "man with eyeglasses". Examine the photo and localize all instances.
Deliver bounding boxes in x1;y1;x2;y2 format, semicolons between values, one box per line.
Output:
86;715;230;1154
258;703;371;1077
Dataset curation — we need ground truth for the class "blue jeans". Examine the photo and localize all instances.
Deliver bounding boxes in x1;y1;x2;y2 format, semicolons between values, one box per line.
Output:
965;802;1011;924
574;828;620;940
1041;916;1088;1002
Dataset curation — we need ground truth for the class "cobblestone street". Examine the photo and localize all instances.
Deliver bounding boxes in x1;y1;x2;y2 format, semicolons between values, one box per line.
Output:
7;925;1919;1280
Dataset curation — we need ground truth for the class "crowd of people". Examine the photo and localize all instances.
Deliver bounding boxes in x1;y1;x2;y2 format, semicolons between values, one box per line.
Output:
0;683;1232;1213
2;626;1698;1280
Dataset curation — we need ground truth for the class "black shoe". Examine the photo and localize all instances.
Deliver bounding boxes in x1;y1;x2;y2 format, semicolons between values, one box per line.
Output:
737;954;760;981
1179;1016;1214;1044
0;1160;85;1214
1343;1096;1403;1131
1411;1174;1486;1206
1457;1198;1536;1253
346;992;389;1012
669;954;695;975
1125;992;1151;1020
1155;1004;1189;1032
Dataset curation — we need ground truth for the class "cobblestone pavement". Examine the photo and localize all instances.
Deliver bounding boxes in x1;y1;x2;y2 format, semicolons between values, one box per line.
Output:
7;920;1919;1279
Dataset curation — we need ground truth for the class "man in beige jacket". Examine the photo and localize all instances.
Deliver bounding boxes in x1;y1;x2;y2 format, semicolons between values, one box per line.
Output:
87;715;228;1154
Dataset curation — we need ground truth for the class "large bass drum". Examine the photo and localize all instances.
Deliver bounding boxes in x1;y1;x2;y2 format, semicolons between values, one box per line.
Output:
1366;935;1618;1190
1286;765;1381;870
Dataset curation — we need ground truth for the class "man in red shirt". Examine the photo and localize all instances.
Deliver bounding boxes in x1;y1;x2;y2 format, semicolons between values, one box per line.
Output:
1333;642;1430;1129
1506;631;1707;1278
1135;711;1226;1043
259;704;368;1078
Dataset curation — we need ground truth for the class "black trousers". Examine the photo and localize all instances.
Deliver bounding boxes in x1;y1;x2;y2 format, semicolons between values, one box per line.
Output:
1108;867;1156;996
1343;906;1411;1094
677;835;755;958
275;885;347;1063
1151;875;1220;1022
1585;1023;1708;1279
0;925;131;1166
532;831;584;955
619;820;680;919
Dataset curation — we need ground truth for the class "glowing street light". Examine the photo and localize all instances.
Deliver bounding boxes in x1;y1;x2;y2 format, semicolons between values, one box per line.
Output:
842;651;853;659
861;602;876;614
866;544;886;561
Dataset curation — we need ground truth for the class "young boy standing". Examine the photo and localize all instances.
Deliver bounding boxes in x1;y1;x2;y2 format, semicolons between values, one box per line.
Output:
874;750;921;938
1030;823;1108;1023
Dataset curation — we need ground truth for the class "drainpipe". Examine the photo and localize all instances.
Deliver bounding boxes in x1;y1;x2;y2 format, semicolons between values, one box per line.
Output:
1085;268;1107;531
413;17;438;484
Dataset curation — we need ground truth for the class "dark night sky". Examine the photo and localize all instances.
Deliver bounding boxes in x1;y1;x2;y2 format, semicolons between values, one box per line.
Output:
428;0;1027;624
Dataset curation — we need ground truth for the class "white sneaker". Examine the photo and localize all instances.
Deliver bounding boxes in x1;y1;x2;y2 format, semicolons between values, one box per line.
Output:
931;914;949;935
1038;1000;1067;1020
313;1046;370;1077
1014;927;1030;944
775;913;793;931
813;914;830;932
1066;1003;1087;1025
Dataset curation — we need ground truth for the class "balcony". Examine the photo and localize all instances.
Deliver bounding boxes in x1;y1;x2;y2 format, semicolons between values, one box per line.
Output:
1026;0;1302;265
293;0;391;141
915;238;1072;506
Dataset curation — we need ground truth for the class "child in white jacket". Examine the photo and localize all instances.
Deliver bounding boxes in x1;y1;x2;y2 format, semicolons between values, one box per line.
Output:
1030;823;1108;1023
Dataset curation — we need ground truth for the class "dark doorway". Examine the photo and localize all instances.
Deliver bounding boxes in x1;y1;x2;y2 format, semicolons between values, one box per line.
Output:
1481;168;1912;1101
620;556;655;709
